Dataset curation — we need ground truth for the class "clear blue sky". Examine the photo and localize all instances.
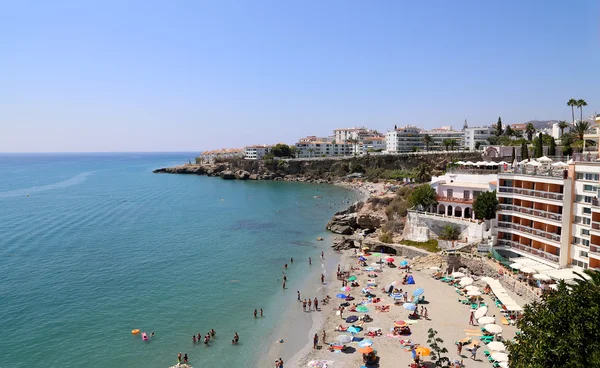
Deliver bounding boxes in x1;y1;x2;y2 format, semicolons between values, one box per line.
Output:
1;0;598;152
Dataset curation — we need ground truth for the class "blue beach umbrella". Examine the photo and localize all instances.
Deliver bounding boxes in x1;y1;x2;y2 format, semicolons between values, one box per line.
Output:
359;256;367;261
336;294;347;299
358;339;373;348
413;288;425;296
400;260;409;266
403;303;417;311
392;294;403;300
365;267;375;271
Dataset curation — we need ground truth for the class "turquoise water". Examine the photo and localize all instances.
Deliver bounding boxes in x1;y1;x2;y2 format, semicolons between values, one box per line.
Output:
0;153;356;368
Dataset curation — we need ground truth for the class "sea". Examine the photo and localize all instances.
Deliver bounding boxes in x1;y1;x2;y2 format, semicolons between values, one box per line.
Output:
0;153;358;368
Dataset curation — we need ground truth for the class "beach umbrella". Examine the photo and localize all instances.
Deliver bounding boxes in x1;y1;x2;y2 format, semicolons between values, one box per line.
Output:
365;267;375;271
476;161;487;166
371;253;382;257
527;160;542;166
394;320;407;327
520;267;536;274
481;276;492;283
451;271;465;278
509;263;522;270
415;347;431;356
478;316;495;325
345;316;358;323
497;161;508;166
474;306;488;319
336;335;352;343
340;287;351;291
487;341;507;352
356;305;369;313
537;156;552;163
467;290;481;297
362;246;370;250
359;256;366;261
358;339;373;348
486;161;497;166
400;260;408;266
456;161;466;165
464;161;474;165
348;326;361;334
347;276;357;281
392;293;403;300
413;288;425;296
386;257;395;263
465;285;479;292
552;161;568;167
336;294;347;299
491;352;509;362
533;273;551;281
459;277;474;286
403;303;417;311
484;324;503;334
498;362;509;368
358;347;374;354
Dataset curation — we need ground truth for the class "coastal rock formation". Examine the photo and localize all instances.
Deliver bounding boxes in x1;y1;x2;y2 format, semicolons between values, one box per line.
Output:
326;212;358;234
332;236;357;250
235;170;251;180
221;170;236;180
356;212;385;230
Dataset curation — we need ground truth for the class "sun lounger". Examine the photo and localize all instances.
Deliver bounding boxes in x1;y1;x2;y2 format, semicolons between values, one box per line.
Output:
501;317;509;325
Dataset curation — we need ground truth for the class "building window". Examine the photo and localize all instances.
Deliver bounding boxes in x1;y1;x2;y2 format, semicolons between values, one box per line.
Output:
582;229;590;236
576;195;584;202
464;191;470;200
580;251;589;258
583;207;592;215
571;259;589;268
584;184;597;192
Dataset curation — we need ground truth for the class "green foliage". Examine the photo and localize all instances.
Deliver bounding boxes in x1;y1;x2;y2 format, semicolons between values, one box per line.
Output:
511;147;516;163
526;123;536;141
408;184;438;209
487;135;499;145
568;98;578;123
475;142;481;150
195;157;202;164
473;190;498;220
415;163;432;183
385;187;414;220
439;225;460;240
401;239;439;252
558;120;569;137
504;124;514;137
263;153;275;160
495;117;503;136
570;121;592;152
534;132;544;158
427;328;450;367
577;99;588;123
520;142;529;160
270;144;292;157
508;270;600;368
562;133;574;155
378;232;393;243
351;163;366;173
548;137;557;156
289;146;298;157
422;134;433;151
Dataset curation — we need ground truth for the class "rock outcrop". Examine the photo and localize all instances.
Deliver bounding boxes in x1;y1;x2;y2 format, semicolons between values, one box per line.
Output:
235;170;250;180
332;236;358;250
221;170;235;180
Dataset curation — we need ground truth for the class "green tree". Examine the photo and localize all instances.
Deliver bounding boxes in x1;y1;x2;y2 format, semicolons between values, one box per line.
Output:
495;116;503;136
558;120;569;137
473;190;498;220
449;139;457;150
408;184;438;209
508;271;600;368
422;134;433;151
571;121;591;152
567;98;578;124
475;141;481;150
525;123;536;141
534;132;544;158
548;137;556;156
441;139;452;151
415;163;432;183
427;328;450;367
511;146;516;163
270;144;292;157
289;146;298;158
439;225;460;240
561;133;574;156
577;99;588;123
504;124;514;137
521;142;529;160
487;136;499;145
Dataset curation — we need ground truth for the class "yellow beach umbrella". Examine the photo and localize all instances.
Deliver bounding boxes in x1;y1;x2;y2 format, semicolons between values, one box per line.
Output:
415;347;431;356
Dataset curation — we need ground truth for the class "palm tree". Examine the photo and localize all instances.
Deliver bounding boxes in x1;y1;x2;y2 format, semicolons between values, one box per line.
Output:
558;120;569;138
415;163;432;183
573;269;600;288
568;98;578;124
571;121;591;152
449;139;457;150
442;139;452;151
525;123;536;141
422;134;433;151
577;99;588;123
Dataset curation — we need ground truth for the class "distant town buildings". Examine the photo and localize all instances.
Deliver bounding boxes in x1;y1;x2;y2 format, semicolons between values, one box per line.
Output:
201;148;244;161
244;145;271;160
463;126;495;151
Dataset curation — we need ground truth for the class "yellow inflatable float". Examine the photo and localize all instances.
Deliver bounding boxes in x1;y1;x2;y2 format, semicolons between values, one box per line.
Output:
132;329;140;335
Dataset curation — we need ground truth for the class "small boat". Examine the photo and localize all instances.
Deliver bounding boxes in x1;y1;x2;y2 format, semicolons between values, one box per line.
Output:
141;332;149;341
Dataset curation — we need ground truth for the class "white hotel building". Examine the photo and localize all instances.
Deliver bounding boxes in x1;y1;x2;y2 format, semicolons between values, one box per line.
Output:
244;145;270;160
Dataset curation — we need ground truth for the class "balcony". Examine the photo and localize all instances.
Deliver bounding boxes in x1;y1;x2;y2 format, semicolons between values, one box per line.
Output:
498;186;564;201
590;245;600;256
497;221;562;243
497;204;562;222
499;166;567;179
496;239;560;263
436;195;473;204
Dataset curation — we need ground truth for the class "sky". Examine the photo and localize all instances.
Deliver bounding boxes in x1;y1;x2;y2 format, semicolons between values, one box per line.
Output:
1;0;599;152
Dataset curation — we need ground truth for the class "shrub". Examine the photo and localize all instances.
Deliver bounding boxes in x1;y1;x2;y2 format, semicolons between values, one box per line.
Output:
379;232;393;243
439;225;460;240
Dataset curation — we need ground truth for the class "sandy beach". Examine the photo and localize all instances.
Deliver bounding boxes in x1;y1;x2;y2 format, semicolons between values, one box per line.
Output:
281;248;526;368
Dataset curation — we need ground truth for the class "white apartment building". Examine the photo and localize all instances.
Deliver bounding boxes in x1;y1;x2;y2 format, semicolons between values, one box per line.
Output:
385;125;423;153
423;128;464;151
356;137;386;154
334;127;381;143
201;148;244;161
244;145;270;160
295;141;353;158
464;126;494;151
571;163;600;271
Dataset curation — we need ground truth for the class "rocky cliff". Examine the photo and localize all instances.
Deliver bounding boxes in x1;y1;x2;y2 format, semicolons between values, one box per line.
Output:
153;152;482;182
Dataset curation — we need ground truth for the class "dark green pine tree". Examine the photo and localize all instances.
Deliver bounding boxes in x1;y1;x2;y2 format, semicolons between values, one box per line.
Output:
495;117;503;136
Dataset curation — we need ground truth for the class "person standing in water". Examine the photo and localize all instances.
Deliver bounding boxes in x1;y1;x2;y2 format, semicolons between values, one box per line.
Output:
260;308;263;317
321;274;325;283
234;332;239;344
177;352;182;364
309;257;312;265
297;291;301;301
254;309;258;318
290;258;293;264
183;353;188;363
308;298;312;310
321;251;324;259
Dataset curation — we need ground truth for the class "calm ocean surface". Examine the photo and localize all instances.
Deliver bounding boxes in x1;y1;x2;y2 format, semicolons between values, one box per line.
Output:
0;153;355;368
